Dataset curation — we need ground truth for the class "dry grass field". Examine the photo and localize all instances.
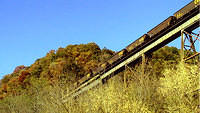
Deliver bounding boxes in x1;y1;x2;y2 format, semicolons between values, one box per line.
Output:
0;63;199;113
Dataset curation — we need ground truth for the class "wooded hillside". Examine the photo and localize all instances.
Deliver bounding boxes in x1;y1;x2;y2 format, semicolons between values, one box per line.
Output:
0;43;182;99
0;43;115;99
0;43;199;113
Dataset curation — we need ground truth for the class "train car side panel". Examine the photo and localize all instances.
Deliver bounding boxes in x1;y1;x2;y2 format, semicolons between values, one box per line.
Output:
107;49;126;65
194;0;200;5
77;73;91;86
95;62;108;74
147;16;176;37
126;34;149;52
174;0;199;19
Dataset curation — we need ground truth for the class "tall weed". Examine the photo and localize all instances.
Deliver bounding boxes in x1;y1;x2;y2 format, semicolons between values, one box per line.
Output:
158;63;199;112
0;63;199;113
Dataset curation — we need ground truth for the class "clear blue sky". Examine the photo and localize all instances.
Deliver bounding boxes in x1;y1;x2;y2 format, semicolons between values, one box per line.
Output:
0;0;195;78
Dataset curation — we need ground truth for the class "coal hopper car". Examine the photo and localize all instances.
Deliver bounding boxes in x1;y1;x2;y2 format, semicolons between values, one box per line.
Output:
126;34;150;53
74;0;200;88
147;16;176;38
174;0;200;20
107;49;127;65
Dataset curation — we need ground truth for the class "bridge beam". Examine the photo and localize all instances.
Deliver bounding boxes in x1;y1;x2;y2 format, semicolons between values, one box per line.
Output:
63;13;200;102
181;30;185;62
181;30;200;62
101;13;199;79
142;53;152;74
142;53;146;75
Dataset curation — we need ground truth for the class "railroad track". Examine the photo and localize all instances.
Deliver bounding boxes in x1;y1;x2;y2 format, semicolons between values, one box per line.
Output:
63;0;200;102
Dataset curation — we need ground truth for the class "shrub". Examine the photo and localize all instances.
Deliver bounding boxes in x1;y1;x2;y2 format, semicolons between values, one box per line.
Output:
158;63;199;112
0;63;199;113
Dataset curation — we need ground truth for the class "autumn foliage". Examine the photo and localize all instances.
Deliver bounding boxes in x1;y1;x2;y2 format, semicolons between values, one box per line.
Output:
0;43;188;100
0;43;114;98
0;43;199;112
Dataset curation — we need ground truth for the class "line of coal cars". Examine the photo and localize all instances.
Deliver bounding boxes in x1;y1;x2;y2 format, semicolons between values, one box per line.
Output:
76;0;200;87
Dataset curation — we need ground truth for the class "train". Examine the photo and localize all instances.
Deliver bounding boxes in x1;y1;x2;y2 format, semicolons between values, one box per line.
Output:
75;0;200;87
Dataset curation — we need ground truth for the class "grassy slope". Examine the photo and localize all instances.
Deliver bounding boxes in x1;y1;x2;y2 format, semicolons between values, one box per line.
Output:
0;44;199;113
0;63;199;113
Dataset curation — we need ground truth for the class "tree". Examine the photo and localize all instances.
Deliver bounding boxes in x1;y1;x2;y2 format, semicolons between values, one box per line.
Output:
13;65;26;73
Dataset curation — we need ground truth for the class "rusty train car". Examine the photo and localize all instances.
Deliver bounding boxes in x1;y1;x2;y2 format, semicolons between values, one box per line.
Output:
126;34;150;52
76;73;91;86
75;0;200;87
148;0;199;38
147;16;176;38
107;49;127;65
174;0;199;20
75;62;108;87
95;62;109;74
